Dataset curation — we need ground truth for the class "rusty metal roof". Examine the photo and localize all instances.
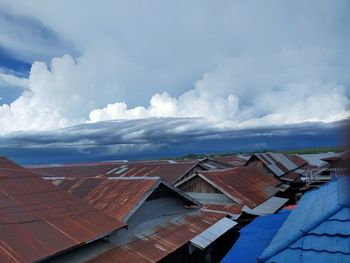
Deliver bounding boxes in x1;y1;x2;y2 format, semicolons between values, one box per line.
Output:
212;155;247;167
104;162;199;184
0;158;125;263
280;171;303;182
87;211;228;263
197;158;233;170
192;167;282;208
203;203;243;218
288;154;308;167
55;177;160;223
246;153;308;178
0;157;25;171
31;161;199;185
30;163;118;178
54;177;200;223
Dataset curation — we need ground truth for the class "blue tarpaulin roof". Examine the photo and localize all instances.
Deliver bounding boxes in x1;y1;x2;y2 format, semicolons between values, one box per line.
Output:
221;210;290;263
259;176;350;263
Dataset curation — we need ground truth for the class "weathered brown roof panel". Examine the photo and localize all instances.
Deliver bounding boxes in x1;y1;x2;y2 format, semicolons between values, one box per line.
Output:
31;161;199;184
288;154;308;167
56;177;160;222
0;157;25;171
88;211;227;263
212;155;247;167
199;167;281;208
0;159;124;263
203;203;243;215
31;163;118;178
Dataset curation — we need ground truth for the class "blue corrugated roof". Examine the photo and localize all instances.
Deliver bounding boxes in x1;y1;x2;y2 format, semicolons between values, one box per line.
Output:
259;176;350;263
221;210;290;263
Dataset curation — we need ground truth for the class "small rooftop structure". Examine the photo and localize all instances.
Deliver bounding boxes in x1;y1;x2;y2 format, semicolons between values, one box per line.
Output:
259;175;350;262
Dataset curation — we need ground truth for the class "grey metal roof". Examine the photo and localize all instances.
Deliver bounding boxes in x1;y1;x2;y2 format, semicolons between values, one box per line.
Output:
268;163;285;177
242;196;288;216
190;217;237;250
270;153;298;171
252;152;306;177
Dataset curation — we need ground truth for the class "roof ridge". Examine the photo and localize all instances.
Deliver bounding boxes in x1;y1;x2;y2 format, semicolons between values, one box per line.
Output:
260;180;346;261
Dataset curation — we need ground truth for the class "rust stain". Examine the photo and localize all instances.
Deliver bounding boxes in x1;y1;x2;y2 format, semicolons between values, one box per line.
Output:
88;211;227;263
200;167;282;208
56;177;160;222
31;161;199;184
203;203;243;215
212;155;247;167
0;157;124;263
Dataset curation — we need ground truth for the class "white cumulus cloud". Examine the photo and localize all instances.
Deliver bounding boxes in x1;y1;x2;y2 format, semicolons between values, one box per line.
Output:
0;0;349;134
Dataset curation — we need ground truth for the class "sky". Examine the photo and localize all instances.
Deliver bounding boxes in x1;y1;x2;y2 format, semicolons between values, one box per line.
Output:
0;0;349;163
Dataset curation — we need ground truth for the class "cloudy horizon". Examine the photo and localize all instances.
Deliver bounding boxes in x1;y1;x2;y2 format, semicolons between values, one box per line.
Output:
0;0;349;163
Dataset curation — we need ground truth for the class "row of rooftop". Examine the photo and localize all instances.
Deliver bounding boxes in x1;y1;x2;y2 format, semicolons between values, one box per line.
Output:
0;151;348;263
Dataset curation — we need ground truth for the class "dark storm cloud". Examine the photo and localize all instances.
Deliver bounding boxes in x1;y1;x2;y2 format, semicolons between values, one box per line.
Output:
0;118;344;165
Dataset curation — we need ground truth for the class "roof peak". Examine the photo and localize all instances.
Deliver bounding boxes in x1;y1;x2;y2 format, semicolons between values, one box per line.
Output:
260;176;350;261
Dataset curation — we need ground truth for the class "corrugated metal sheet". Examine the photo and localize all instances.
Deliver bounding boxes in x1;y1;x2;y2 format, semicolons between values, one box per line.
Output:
31;161;199;185
289;154;308;167
198;158;233;170
248;153;308;180
221;210;291;263
269;153;298;171
107;162;199;184
86;246;153;263
199;167;282;208
242;196;288;216
203;204;243;219
55;177;160;222
190;217;237;249
259;176;350;263
31;163;118;178
267;163;284;177
0;159;125;263
88;211;228;263
281;171;304;182
212;155;247;167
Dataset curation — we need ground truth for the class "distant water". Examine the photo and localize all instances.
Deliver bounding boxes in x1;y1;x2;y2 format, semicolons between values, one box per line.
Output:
299;152;340;166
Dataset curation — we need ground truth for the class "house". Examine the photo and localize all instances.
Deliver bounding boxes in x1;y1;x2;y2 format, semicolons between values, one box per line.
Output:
221;210;291;263
46;176;238;263
314;153;348;180
175;167;289;218
245;152;309;183
0;157;125;262
259;175;350;263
